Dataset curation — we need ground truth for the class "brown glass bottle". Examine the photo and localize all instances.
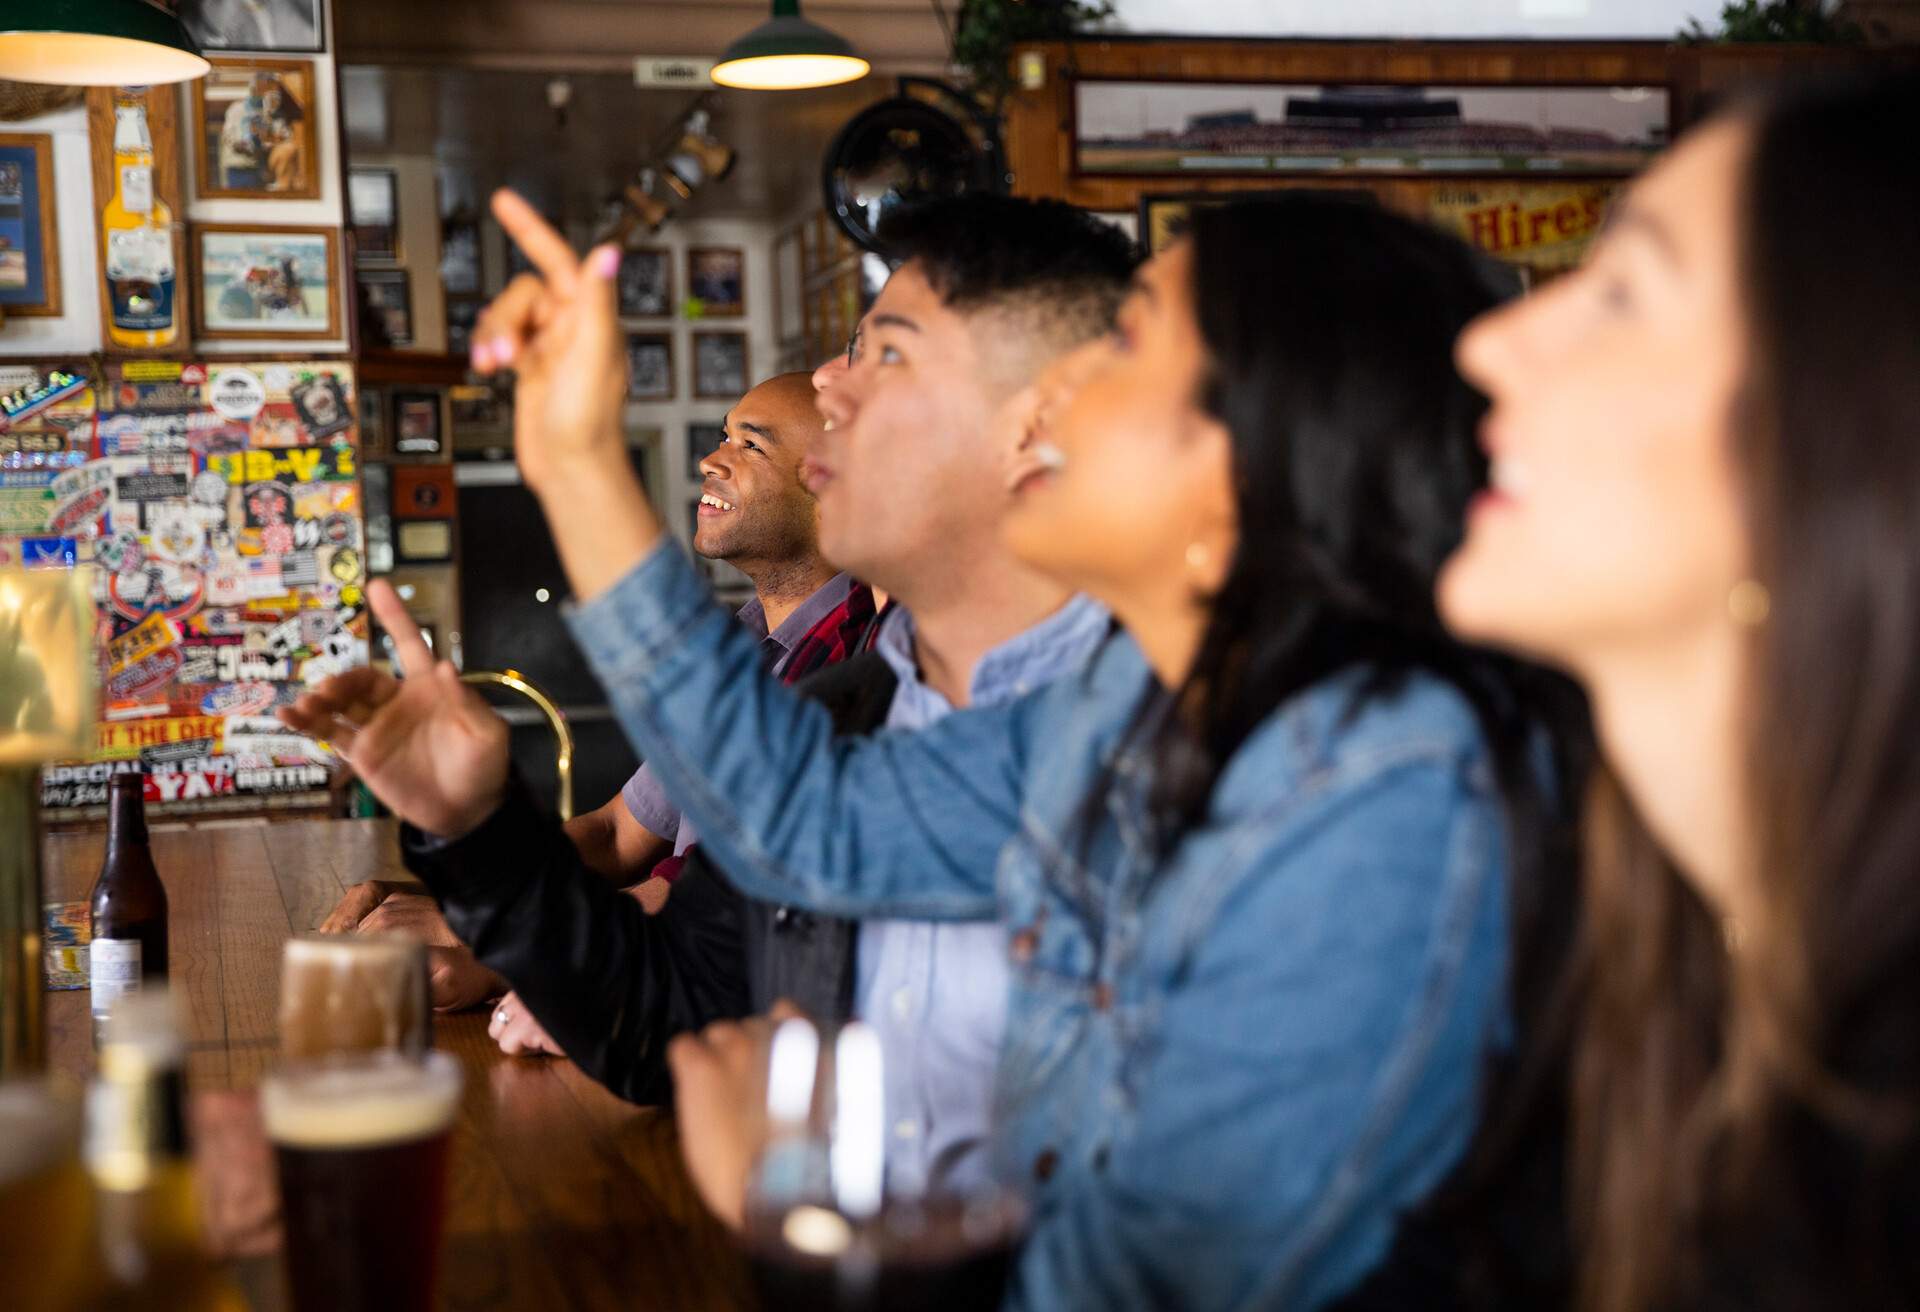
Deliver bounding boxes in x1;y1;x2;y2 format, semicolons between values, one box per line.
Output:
89;773;168;1026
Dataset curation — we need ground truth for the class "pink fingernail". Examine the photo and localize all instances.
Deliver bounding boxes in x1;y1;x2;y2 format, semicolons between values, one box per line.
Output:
591;246;620;279
471;342;493;371
491;335;516;365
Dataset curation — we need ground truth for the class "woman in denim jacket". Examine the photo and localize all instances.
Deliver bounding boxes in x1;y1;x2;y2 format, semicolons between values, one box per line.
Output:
287;197;1587;1309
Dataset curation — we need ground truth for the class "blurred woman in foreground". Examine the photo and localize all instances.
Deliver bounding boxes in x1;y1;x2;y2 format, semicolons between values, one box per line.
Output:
1417;72;1920;1312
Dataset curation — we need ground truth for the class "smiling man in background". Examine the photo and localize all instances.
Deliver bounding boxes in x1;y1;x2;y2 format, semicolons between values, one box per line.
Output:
322;371;879;1048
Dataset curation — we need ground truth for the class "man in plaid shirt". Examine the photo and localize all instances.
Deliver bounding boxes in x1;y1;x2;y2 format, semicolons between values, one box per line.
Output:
321;372;881;1040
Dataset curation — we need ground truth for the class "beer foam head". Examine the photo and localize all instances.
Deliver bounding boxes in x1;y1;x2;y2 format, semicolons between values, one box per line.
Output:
283;932;422;969
261;1052;461;1150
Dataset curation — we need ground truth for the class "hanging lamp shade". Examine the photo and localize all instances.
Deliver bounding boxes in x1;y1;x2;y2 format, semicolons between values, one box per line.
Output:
0;0;208;86
711;0;869;91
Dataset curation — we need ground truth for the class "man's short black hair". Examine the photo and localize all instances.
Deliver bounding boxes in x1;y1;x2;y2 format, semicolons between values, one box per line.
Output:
875;193;1137;330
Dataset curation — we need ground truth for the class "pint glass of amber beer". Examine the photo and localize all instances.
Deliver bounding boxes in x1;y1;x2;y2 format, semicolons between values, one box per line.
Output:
0;1080;93;1312
278;934;431;1061
261;1052;462;1312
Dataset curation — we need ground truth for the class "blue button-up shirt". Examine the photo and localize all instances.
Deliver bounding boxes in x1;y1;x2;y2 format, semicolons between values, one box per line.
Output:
857;598;1111;1198
566;542;1513;1311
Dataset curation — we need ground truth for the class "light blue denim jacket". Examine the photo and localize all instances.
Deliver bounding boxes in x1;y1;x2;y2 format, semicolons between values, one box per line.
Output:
566;543;1511;1311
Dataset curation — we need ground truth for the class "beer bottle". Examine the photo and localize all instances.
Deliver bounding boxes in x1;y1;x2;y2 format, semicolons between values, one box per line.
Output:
101;91;180;351
90;773;168;1029
84;991;245;1311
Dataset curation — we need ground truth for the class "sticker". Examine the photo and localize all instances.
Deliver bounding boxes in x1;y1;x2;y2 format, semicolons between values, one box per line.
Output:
176;645;218;683
244;559;284;597
262;364;296;394
20;536;77;568
262;523;294;555
328;547;362;584
96;413;193;458
95;530;145;575
107;647;185;702
279;552;319;589
250;404;307;450
298;609;339;646
146;505;207;563
206;446;355;486
93;714;225;759
107;562;204;624
190;469;230;507
291;376;352;440
204;566;247;607
107;612;181;673
201;682;278;716
48;461;114;536
209;369;267;421
262;616;305;660
0;369;88;430
243;481;293;527
116;470;191;503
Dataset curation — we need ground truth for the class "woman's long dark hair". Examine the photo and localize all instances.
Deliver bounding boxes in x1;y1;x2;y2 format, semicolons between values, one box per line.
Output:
1098;201;1595;1302
1114;196;1590;873
1570;71;1920;1312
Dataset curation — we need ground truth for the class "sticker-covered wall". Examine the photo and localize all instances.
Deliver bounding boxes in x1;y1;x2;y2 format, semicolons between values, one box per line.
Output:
3;359;367;819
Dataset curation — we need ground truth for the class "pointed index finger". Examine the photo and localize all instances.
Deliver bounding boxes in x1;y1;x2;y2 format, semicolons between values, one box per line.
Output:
491;188;580;293
366;579;435;679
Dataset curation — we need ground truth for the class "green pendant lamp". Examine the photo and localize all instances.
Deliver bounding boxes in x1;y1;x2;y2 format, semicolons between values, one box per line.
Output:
711;0;869;91
0;0;209;86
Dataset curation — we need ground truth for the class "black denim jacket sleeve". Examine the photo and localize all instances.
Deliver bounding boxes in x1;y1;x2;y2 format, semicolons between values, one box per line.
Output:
400;771;751;1106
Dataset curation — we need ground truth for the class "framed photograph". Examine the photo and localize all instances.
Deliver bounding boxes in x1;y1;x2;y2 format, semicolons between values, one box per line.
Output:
626;332;674;401
0;134;60;317
439;214;481;295
178;0;325;54
692;332;749;400
355;269;413;348
391;391;444;458
445;295;483;356
687;246;745;317
192;57;319;200
192;223;339;339
347;168;399;264
1076;80;1670;179
618;247;672;318
687;421;725;478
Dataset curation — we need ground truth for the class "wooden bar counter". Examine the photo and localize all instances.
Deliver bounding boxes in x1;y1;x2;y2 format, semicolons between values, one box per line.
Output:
43;816;752;1310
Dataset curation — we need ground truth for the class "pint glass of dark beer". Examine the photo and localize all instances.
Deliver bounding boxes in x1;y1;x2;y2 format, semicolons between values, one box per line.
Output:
261;1052;461;1312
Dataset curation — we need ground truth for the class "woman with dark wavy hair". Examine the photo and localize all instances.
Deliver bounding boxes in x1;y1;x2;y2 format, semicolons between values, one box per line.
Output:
1424;72;1920;1312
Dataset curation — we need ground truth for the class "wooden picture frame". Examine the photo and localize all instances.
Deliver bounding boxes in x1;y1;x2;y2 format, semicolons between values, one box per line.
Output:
191;56;321;201
191;222;340;341
692;330;750;400
87;86;190;354
0;133;61;317
1072;76;1670;182
687;245;745;317
347;168;399;264
625;332;674;401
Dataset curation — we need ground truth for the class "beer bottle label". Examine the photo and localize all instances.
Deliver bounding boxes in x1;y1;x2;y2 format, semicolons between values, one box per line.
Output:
90;939;143;1019
119;164;154;216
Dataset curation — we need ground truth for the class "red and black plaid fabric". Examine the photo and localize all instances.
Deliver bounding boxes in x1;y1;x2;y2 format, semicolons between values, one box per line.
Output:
649;582;880;885
776;581;880;686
